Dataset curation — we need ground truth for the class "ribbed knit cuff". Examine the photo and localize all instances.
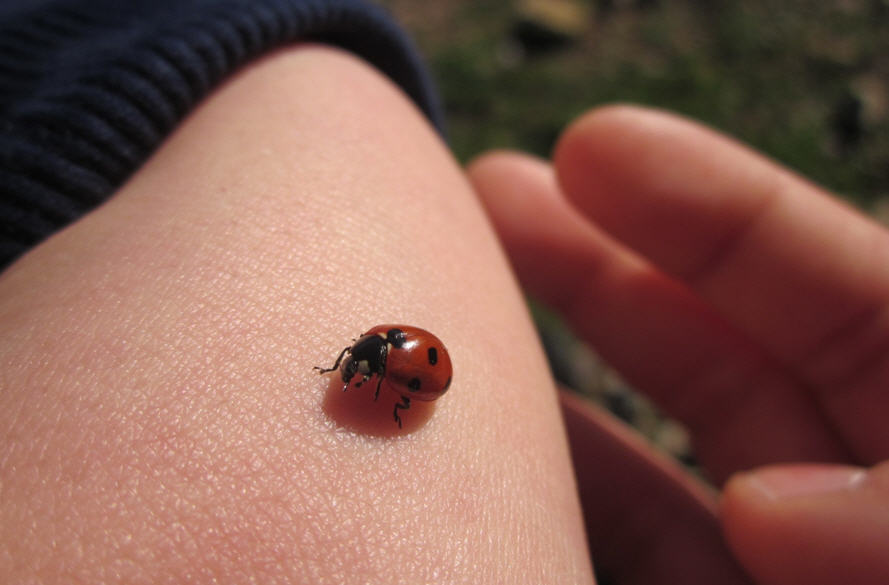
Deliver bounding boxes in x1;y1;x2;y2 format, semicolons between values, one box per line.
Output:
0;0;443;268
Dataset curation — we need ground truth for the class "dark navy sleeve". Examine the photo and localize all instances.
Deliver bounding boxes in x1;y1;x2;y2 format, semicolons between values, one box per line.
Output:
0;0;444;269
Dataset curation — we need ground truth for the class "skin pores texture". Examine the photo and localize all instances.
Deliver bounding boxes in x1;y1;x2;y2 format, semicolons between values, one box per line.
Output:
0;47;592;584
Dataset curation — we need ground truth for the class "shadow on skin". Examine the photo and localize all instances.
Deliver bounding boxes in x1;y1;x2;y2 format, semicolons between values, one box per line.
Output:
322;377;435;436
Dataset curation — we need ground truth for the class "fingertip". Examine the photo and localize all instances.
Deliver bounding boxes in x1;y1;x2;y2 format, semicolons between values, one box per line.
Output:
467;149;554;204
552;103;676;203
722;464;889;585
466;148;616;309
720;470;776;556
553;102;730;182
466;149;562;242
554;103;661;153
553;104;778;274
466;149;544;177
554;104;680;250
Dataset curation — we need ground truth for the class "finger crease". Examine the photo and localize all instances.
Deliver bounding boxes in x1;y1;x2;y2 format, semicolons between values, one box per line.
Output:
679;175;784;288
801;303;889;396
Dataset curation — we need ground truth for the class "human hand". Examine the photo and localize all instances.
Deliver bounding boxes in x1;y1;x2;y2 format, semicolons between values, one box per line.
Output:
468;105;889;585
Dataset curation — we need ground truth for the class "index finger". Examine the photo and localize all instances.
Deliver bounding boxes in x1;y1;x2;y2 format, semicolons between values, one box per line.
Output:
554;105;889;461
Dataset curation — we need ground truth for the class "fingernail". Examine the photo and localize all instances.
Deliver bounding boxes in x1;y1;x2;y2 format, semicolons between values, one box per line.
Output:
743;465;867;500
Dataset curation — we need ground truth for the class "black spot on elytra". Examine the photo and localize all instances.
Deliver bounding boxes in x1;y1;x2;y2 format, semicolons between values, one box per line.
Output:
408;377;422;391
427;347;438;365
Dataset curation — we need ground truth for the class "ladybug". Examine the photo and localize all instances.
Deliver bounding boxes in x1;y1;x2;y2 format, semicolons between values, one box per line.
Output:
314;325;452;428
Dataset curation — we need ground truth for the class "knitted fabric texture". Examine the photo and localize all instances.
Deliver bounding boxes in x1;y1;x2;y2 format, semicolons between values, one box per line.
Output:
0;0;443;268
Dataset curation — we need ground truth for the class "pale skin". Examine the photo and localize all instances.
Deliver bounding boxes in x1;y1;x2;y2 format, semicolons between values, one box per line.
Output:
0;47;589;584
1;44;888;585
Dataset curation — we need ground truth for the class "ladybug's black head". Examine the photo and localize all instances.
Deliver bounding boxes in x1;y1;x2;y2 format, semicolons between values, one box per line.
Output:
386;328;407;348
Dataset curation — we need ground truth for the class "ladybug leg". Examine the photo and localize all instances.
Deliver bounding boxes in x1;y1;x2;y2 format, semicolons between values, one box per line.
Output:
313;346;351;374
373;375;384;401
393;396;411;429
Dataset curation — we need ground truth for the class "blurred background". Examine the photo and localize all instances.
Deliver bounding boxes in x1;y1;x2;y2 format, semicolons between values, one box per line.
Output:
380;0;889;469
